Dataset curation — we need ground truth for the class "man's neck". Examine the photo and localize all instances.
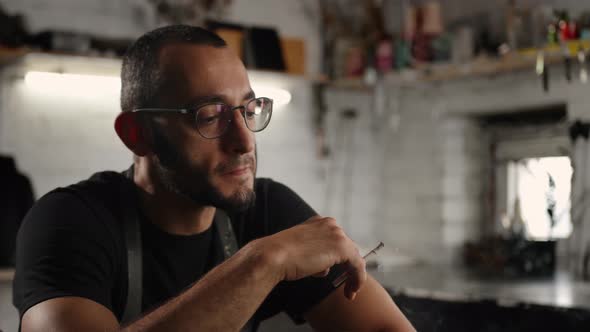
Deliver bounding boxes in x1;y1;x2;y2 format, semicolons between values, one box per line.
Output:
133;162;215;236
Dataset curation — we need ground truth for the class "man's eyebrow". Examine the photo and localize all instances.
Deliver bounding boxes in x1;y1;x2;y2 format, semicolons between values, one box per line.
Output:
243;90;256;100
185;90;256;109
184;95;225;108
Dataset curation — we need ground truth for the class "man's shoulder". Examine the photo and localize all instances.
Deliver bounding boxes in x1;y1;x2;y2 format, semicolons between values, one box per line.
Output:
253;177;313;210
70;170;129;195
252;178;304;213
25;170;129;235
14;171;127;320
246;177;316;235
253;177;292;196
254;177;273;188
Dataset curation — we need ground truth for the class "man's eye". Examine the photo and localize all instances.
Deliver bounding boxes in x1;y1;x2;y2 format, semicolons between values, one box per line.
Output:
198;115;220;125
245;111;256;119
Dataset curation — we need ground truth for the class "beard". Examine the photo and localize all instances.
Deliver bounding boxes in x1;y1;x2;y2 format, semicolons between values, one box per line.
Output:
150;125;256;213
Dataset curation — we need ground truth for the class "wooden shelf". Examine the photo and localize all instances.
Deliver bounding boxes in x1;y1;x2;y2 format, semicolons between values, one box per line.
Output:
401;53;555;84
1;46;576;89
518;39;590;57
0;49;325;88
0;268;15;282
323;77;374;91
413;40;590;84
0;46;30;66
324;51;575;91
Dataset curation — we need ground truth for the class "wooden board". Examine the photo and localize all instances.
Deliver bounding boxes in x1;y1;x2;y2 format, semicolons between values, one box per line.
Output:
281;37;305;75
215;28;244;59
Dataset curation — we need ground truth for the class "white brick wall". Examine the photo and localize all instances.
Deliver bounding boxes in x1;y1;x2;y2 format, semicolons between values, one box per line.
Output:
2;0;590;266
0;60;130;196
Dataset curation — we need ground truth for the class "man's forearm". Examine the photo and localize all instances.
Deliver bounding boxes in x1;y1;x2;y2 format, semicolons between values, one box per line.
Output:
121;240;281;332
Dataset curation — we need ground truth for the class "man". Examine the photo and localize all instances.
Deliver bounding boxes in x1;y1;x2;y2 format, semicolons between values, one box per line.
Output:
13;25;415;331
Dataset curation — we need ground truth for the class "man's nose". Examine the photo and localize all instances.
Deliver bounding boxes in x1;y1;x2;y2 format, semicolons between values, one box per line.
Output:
222;108;255;154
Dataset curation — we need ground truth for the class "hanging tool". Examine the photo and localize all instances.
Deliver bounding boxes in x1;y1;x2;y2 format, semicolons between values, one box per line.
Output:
536;50;549;92
578;45;588;83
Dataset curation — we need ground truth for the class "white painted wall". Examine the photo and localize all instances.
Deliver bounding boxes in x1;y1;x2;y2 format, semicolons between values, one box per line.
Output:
225;0;321;75
0;0;323;201
0;0;322;75
3;3;590;332
0;0;155;39
319;65;590;263
0;57;323;332
441;116;489;252
4;59;588;265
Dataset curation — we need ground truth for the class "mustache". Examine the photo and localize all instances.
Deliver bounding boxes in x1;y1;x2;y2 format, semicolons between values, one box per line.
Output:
215;155;255;174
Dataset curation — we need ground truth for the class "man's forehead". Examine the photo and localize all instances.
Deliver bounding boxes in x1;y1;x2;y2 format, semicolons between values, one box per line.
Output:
156;43;251;103
158;43;243;75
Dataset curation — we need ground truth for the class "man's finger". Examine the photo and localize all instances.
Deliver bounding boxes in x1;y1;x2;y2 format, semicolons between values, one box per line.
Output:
312;268;330;278
343;256;367;300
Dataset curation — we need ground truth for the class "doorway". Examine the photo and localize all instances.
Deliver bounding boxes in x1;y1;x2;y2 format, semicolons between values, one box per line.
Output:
502;156;572;240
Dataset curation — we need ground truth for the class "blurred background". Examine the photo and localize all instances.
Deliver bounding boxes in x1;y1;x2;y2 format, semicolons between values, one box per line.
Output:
1;0;590;331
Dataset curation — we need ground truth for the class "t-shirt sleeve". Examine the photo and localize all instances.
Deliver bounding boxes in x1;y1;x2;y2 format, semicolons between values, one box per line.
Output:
254;179;347;324
12;190;119;319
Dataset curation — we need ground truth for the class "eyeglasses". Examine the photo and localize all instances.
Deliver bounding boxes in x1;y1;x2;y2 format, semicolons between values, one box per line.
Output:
132;97;273;139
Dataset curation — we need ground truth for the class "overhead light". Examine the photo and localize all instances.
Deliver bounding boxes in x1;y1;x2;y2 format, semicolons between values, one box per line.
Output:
251;86;292;107
24;71;292;108
24;71;121;92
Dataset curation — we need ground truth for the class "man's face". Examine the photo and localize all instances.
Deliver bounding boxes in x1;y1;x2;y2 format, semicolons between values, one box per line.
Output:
148;44;257;212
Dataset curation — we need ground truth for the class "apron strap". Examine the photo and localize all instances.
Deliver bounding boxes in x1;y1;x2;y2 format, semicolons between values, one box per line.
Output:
214;208;255;331
214;208;239;259
121;167;143;324
121;166;254;330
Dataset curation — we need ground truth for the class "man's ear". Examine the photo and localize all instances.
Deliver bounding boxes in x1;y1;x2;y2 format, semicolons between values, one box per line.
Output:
114;112;152;156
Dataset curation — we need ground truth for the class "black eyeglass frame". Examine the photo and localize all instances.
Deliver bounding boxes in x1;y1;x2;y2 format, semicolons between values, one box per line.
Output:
132;97;273;139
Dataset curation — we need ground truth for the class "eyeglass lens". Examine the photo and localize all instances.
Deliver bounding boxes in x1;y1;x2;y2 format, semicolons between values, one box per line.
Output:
195;97;272;138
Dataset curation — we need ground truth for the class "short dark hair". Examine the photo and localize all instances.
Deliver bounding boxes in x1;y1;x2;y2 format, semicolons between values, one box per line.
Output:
120;25;227;113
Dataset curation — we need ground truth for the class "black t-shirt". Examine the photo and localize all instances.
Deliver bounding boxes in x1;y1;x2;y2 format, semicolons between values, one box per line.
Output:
13;171;342;329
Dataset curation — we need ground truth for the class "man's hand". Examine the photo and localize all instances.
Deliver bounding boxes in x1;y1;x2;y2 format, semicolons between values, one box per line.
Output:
255;216;367;300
